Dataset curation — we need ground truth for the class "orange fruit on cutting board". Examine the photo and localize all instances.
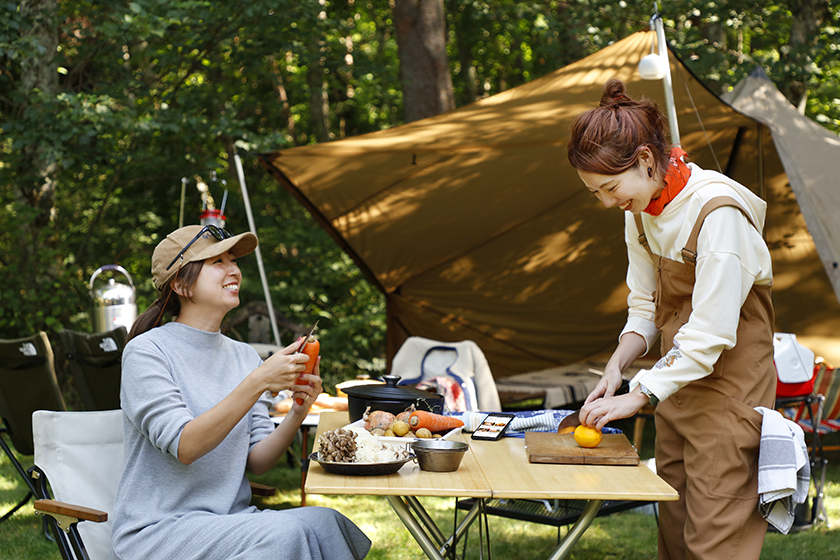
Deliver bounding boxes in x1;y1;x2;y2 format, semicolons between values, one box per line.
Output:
574;425;603;448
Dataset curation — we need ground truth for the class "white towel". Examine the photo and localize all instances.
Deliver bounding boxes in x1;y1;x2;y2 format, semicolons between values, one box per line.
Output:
754;406;811;534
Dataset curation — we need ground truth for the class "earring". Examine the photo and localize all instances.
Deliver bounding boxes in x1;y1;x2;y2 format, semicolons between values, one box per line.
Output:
648;167;653;178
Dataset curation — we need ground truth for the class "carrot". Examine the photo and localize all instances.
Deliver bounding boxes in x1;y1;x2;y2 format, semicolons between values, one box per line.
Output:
407;410;464;432
295;337;320;406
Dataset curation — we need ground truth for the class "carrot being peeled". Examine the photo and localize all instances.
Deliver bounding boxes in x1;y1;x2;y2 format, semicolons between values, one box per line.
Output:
295;337;320;406
408;410;464;432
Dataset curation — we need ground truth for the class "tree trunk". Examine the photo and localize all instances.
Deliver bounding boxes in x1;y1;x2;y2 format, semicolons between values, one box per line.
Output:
449;0;477;106
779;0;828;111
269;54;297;144
393;0;455;123
19;0;59;227
307;29;330;143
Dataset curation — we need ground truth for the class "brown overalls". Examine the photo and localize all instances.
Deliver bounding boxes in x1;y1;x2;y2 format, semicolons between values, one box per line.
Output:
634;196;777;560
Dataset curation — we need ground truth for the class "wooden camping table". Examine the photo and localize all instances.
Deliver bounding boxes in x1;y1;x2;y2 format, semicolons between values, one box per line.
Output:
306;412;678;560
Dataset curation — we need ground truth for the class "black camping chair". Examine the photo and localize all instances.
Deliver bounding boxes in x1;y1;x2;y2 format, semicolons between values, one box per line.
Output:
59;328;127;411
0;331;66;524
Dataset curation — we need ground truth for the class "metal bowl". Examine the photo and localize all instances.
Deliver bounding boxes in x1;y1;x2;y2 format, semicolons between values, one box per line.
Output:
411;440;469;472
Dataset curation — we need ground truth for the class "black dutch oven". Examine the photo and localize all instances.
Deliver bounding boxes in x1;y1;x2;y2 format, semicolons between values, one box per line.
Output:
343;374;444;423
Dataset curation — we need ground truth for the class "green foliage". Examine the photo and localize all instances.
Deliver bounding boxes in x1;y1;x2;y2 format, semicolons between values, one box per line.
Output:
0;0;398;382
664;0;840;133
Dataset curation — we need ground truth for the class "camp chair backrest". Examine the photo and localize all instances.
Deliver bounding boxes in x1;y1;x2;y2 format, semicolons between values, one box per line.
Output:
391;337;502;412
0;332;65;455
59;328;127;411
33;409;125;560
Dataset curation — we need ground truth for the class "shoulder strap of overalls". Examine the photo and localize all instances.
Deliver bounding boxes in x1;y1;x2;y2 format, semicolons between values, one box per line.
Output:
633;214;655;257
680;195;758;265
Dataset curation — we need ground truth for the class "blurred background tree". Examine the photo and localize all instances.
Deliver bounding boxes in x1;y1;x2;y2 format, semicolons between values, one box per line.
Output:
1;0;837;398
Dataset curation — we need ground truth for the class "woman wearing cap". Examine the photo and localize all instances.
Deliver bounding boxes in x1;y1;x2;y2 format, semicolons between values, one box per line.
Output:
111;225;370;560
567;79;776;559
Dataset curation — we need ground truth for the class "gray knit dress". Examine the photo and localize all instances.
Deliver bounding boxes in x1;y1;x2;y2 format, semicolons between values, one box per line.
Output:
111;322;370;560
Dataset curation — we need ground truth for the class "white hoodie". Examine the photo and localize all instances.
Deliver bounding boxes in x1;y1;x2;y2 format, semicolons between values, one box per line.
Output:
622;163;773;401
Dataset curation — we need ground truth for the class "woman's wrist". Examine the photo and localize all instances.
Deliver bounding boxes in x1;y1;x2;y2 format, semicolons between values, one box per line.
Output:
637;384;658;407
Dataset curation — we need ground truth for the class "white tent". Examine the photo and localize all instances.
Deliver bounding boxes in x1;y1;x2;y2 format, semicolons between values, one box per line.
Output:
723;67;840;361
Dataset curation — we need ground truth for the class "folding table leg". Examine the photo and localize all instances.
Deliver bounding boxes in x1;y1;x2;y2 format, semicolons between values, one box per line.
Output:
545;499;603;560
387;496;446;560
301;426;310;507
387;495;482;560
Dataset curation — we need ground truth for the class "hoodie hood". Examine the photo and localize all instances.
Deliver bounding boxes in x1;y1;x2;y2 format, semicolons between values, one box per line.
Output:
660;163;767;230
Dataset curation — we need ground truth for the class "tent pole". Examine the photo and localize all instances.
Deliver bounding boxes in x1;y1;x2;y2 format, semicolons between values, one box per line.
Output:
654;14;681;146
756;124;765;200
757;123;767;239
234;152;282;347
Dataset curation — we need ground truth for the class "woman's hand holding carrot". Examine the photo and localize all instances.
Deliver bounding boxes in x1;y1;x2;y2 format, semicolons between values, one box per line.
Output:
258;339;308;398
291;356;322;412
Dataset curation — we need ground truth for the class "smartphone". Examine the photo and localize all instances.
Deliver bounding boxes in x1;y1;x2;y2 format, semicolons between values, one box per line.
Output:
471;413;515;441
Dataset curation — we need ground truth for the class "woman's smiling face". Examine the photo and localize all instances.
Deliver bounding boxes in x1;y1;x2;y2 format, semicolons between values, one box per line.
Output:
578;166;654;214
577;149;664;214
188;251;242;310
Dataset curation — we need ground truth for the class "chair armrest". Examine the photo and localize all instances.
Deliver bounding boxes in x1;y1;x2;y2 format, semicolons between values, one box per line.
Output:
249;482;276;497
34;499;108;523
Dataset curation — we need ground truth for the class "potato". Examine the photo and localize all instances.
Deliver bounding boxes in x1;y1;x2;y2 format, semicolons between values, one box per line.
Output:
384;429;395;437
392;420;410;437
416;428;432;438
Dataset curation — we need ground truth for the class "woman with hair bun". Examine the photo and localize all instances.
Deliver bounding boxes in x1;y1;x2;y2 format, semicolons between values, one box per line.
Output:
568;79;776;559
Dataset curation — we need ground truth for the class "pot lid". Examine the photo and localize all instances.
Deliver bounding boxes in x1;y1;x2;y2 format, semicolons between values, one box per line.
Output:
342;374;442;401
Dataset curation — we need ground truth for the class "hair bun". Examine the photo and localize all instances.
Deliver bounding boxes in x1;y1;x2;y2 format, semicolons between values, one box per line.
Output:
599;78;634;108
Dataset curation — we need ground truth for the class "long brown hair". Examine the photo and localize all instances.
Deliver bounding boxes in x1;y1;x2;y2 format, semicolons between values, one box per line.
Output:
126;261;203;342
567;79;672;177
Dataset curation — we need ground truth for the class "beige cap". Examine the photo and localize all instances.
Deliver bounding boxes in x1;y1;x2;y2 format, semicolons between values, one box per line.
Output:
151;225;258;289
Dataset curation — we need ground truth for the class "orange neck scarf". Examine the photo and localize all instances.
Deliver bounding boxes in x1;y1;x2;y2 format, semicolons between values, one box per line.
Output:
644;147;691;216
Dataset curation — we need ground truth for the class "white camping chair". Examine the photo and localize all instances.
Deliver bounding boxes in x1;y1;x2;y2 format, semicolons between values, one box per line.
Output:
29;409;277;560
391;337;502;412
30;409;123;560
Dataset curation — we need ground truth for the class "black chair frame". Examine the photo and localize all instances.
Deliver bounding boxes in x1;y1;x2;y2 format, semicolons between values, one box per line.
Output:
775;393;829;526
28;465;93;560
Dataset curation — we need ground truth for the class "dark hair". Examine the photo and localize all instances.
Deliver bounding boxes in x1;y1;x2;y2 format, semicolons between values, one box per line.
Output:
567;79;672;177
126;261;203;343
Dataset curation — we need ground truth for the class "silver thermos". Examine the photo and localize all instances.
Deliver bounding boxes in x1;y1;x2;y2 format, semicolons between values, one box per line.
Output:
89;265;137;332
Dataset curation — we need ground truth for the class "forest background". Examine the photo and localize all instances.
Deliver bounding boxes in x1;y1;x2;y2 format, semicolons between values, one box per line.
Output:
2;0;838;401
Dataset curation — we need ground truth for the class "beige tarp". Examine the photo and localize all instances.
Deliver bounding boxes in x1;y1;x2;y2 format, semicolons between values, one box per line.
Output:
260;30;840;378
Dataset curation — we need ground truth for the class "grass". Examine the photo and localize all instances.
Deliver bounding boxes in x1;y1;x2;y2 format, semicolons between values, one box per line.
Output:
4;429;840;559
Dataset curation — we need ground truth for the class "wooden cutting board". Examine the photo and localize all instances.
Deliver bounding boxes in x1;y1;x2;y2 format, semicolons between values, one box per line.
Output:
525;432;640;465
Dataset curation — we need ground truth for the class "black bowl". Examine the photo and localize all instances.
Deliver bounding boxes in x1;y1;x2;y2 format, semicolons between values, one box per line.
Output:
343;375;444;423
309;452;416;476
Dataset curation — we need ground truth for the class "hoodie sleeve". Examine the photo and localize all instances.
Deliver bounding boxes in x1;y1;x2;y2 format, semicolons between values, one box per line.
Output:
630;206;771;401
